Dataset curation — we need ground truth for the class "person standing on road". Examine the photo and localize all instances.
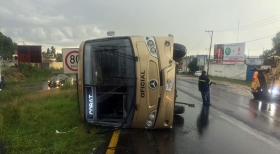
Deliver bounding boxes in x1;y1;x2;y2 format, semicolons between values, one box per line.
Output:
198;71;215;106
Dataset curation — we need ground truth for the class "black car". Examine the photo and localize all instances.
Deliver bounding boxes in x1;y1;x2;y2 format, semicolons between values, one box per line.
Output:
48;76;63;87
57;74;68;83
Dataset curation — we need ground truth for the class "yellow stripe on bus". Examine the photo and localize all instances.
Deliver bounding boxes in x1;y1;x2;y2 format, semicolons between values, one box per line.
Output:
106;129;121;154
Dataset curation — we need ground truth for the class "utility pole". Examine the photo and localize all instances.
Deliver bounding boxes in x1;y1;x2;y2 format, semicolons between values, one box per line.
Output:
205;30;213;75
185;51;189;72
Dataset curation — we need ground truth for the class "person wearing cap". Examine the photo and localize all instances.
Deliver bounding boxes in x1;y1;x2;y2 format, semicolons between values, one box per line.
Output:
198;71;216;106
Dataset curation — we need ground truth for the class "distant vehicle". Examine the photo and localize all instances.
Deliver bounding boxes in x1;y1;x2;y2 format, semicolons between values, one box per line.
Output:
57;74;68;83
48;76;63;87
0;75;6;91
72;76;77;82
251;56;280;99
194;71;202;76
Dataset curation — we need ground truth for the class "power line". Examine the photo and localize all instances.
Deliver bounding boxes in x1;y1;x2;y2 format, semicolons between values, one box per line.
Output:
238;18;280;31
188;32;206;51
215;13;280;32
241;13;280;27
244;34;275;43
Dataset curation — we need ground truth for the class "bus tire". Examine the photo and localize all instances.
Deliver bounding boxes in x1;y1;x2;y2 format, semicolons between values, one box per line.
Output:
174;105;185;114
173;43;186;61
252;92;263;99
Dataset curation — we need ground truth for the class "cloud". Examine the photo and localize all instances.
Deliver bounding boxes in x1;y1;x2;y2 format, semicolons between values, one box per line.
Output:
1;0;280;56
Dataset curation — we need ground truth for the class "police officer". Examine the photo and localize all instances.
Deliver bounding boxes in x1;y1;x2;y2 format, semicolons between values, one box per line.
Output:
198;71;216;106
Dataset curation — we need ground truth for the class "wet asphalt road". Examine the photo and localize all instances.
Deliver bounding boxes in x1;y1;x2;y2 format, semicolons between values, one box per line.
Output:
95;77;280;154
5;77;280;153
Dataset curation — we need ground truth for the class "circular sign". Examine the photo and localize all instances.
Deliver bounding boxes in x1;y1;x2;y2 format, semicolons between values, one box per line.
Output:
65;51;78;72
225;47;231;55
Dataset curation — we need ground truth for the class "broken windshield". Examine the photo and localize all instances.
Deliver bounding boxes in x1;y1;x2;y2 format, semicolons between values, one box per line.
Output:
84;38;136;87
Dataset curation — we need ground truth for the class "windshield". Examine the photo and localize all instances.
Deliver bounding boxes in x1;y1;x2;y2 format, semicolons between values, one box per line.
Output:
51;76;58;80
84;38;135;87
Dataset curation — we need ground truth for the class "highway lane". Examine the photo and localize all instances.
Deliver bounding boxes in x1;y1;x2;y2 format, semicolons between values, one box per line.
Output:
95;77;280;154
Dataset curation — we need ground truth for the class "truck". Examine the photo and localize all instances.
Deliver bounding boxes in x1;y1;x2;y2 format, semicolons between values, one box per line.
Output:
251;56;280;99
77;35;187;129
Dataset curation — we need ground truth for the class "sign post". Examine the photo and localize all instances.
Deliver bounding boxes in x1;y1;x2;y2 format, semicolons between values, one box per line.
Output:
62;48;79;74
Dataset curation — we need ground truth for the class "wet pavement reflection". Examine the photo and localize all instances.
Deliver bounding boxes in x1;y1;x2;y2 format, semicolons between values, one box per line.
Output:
115;129;173;154
196;106;210;136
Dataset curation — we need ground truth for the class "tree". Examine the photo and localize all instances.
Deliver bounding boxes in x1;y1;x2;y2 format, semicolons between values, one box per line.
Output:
51;46;56;57
259;32;280;65
187;58;199;73
260;49;273;65
0;32;16;60
47;48;51;54
272;31;280;56
56;53;62;62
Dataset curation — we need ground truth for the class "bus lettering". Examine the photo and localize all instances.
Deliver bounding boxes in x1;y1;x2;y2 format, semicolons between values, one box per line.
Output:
88;94;94;115
141;70;145;98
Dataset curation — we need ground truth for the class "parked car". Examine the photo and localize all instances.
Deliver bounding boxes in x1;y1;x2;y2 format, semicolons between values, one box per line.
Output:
72;76;77;82
194;71;202;76
58;74;68;83
0;75;6;91
48;76;63;87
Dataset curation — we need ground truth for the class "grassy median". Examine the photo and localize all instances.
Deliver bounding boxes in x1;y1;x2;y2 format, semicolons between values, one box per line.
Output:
0;83;103;154
209;76;251;87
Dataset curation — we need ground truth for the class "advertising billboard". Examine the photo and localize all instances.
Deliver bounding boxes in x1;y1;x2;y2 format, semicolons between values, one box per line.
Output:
223;42;245;64
214;42;245;64
196;55;208;59
197;57;205;66
214;44;224;64
246;58;262;65
190;55;195;61
17;45;42;63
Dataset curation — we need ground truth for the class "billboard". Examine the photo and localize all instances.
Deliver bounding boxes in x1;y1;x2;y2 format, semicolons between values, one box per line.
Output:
214;42;245;64
246;58;262;65
197;58;205;66
17;45;42;63
190;55;195;61
196;55;208;59
214;44;224;64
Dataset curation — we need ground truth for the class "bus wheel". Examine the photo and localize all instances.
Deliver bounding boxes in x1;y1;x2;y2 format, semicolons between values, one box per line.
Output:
252;92;263;99
174;105;185;114
173;43;186;62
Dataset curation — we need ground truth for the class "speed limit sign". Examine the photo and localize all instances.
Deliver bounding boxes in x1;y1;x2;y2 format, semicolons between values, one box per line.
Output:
62;48;79;74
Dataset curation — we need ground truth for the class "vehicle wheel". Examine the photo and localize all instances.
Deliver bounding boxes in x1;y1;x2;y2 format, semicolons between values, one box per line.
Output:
252;92;263;99
174;105;185;114
173;43;186;62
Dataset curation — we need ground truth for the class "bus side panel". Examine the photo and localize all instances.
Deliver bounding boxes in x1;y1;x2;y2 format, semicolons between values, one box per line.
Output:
155;37;174;71
78;42;85;121
154;65;175;129
131;40;159;128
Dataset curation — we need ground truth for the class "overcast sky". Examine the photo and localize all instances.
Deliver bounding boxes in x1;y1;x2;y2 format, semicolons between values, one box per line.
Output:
0;0;280;57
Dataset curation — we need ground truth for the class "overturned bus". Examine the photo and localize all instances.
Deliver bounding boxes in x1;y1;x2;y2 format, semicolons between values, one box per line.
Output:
77;35;186;129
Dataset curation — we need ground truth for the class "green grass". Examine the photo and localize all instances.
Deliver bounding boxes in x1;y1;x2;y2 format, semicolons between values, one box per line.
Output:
2;64;65;85
209;76;251;87
0;86;104;154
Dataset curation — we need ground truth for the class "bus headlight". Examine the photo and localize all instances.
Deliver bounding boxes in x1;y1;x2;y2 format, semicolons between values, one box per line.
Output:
145;110;157;128
147;40;154;46
150;47;156;54
144;37;158;58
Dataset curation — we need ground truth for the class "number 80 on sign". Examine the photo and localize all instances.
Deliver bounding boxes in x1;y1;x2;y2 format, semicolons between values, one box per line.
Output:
62;48;79;74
